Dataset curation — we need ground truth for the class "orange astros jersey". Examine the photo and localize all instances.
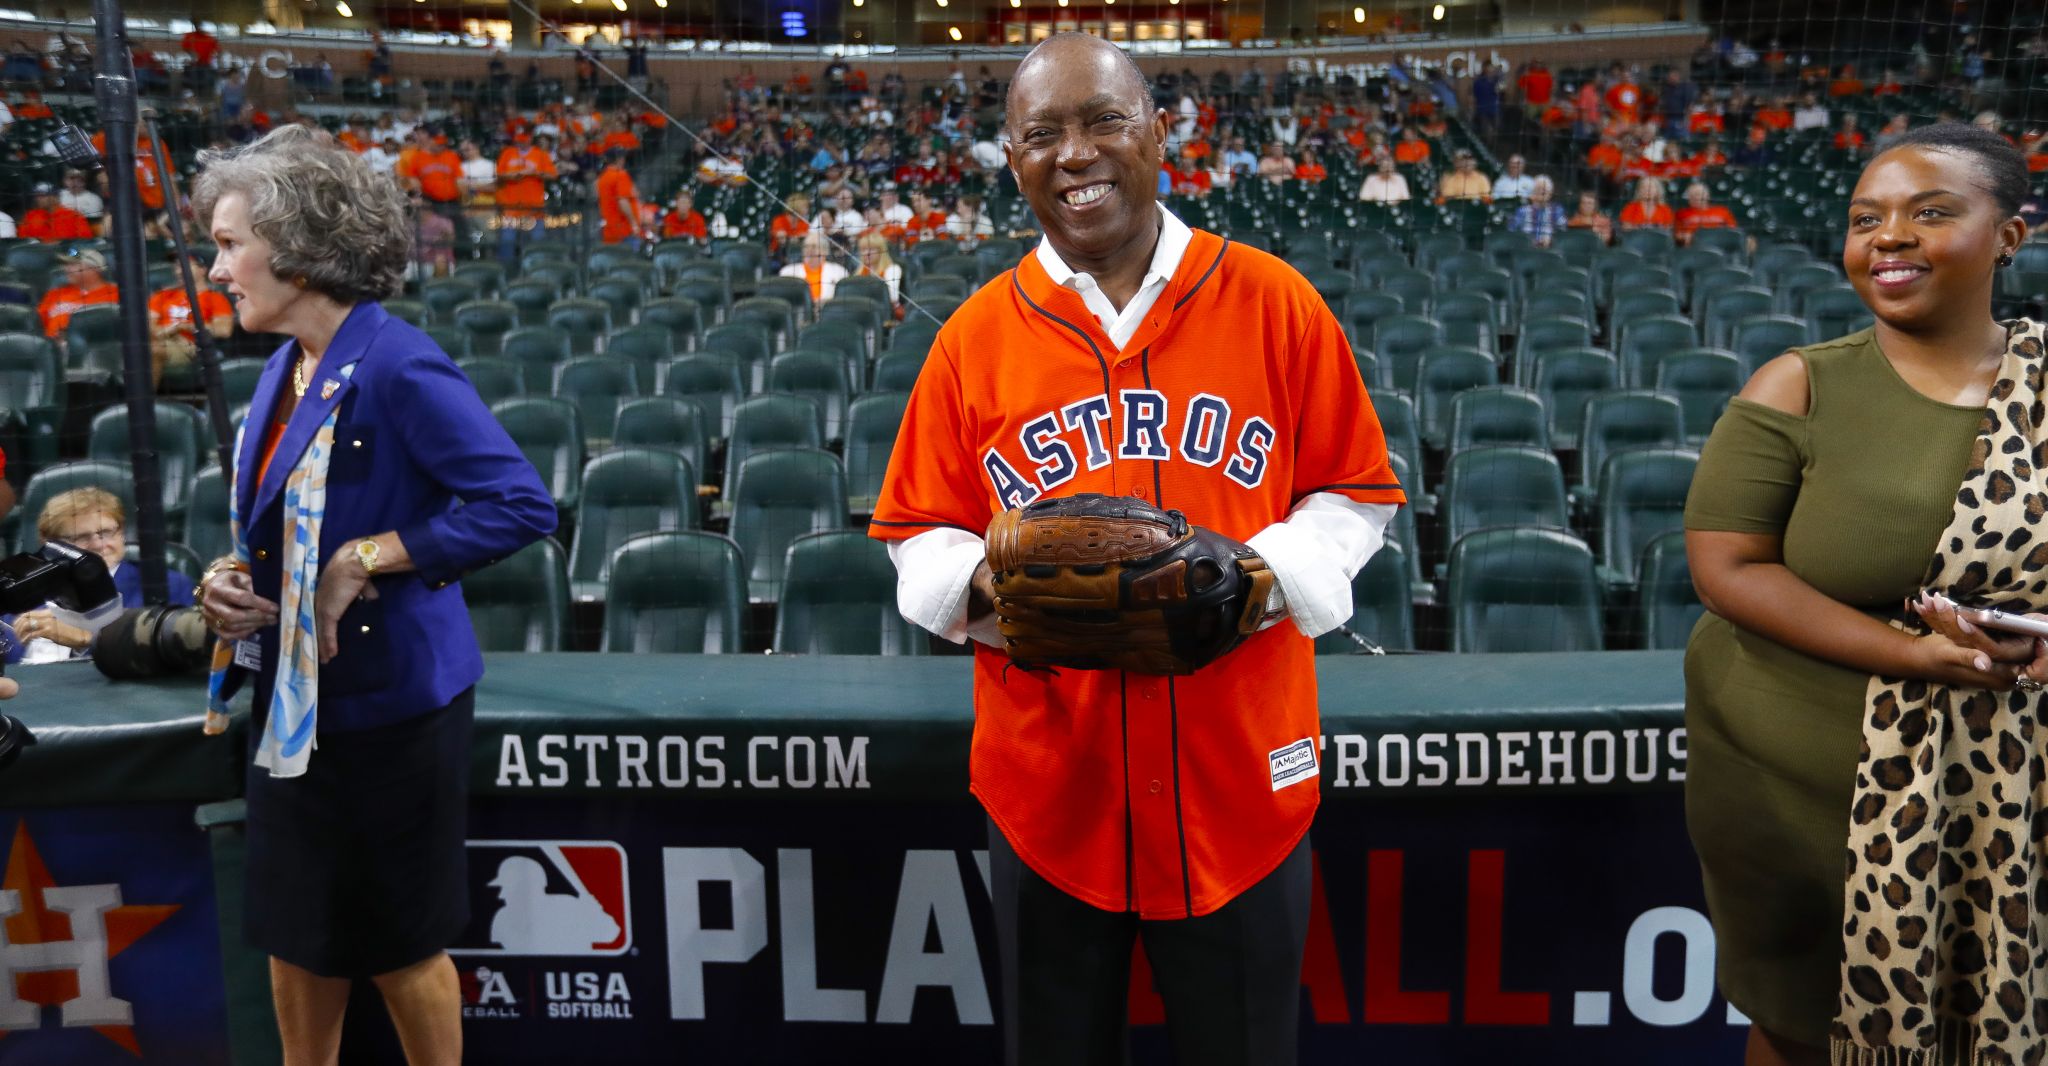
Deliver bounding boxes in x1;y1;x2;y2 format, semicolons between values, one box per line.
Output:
869;228;1405;919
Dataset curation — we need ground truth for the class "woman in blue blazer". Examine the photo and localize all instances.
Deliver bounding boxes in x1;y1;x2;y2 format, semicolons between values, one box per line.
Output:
192;125;555;1065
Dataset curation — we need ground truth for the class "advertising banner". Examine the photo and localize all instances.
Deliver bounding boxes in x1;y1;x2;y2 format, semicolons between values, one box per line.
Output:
0;806;230;1066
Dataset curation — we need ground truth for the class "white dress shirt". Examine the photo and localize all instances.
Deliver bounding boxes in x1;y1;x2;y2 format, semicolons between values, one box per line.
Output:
1358;173;1411;204
887;205;1398;645
1492;173;1537;199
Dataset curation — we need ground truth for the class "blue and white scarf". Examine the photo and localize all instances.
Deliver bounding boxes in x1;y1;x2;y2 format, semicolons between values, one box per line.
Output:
205;362;353;779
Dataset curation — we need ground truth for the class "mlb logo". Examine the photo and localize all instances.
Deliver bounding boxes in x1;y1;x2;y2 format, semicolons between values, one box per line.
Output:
451;841;632;957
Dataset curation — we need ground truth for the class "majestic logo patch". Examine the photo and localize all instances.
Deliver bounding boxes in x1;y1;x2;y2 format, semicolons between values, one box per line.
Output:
450;841;632;957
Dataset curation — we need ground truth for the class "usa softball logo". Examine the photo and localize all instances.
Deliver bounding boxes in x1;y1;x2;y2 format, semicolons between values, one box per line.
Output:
451;841;632;957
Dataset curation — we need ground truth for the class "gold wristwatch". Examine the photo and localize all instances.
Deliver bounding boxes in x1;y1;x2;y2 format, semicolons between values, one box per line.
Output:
355;539;381;576
195;557;247;603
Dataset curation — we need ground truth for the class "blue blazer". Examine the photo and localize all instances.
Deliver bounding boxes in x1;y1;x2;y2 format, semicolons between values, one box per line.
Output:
235;301;555;731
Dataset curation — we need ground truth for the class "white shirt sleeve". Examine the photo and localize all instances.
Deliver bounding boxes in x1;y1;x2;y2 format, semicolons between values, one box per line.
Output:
1245;494;1399;638
886;527;1002;646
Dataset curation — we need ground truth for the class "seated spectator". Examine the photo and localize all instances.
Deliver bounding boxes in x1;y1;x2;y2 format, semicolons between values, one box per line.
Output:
1674;183;1738;246
1509;177;1568;247
1257;142;1294;184
1687;100;1726;136
769;192;812;256
1491;154;1536;200
779;231;846;304
1222;136;1257;179
852;232;902;308
457;139;496;206
946;193;994;246
19;183;93;241
1567;191;1614;245
1791;92;1828;130
147;254;233;384
655;189;703;242
820;188;865;240
0;209;13;238
1435;150;1490;204
1293;146;1327;184
406;191;456;278
1619;176;1674;231
1731;125;1776;168
1391;125;1431;165
1828;64;1864;96
2;488;190;665
903;190;950;244
38;249;117;340
1586;135;1624;178
874;185;913;238
1833;114;1867;154
1974;111;2016;145
59;170;104;226
2025;131;2048;174
1357;155;1411;205
1752;97;1794;132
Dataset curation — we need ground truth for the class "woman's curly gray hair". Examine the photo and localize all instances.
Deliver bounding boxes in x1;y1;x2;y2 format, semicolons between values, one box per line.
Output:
191;125;412;304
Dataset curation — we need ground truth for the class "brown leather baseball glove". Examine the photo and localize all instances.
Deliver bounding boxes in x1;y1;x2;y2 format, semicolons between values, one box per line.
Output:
983;493;1277;676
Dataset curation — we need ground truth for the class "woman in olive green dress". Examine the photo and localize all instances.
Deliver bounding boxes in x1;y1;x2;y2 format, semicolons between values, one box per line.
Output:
1685;124;2041;1065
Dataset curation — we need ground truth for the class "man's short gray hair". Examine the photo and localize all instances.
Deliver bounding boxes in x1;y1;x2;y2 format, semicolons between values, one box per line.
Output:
191;125;411;305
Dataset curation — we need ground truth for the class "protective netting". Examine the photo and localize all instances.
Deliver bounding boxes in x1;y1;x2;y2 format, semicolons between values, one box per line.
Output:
0;0;2041;655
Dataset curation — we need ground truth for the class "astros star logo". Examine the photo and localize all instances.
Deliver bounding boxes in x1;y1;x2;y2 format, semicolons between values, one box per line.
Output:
0;820;178;1056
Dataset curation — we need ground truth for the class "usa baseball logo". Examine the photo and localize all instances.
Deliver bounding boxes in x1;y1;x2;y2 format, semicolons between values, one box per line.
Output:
451;841;632;957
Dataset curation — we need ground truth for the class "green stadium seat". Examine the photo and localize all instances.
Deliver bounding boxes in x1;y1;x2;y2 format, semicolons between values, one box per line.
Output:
88;402;205;522
724;394;824;490
730;296;795;349
1618;228;1676;260
1638;530;1705;650
64;304;121;353
1447;385;1550;455
457;299;521;359
1552;229;1606;268
773;530;925;655
523;262;581;299
845;391;908;510
584;278;643;329
504;279;560;328
1531;347;1620;451
766;349;852;441
1689;266;1756;316
1368;389;1423;493
422;324;471;359
729;447;848;602
1438;445;1569;557
1575;391;1687;508
658;355;746;437
614;397;710;479
420;279;478;325
1617;314;1700;388
16;460;136;553
1655;349;1745;444
1341;291;1405;350
1457;268;1517;332
1379;269;1436;315
906;276;967;303
451;261;506;300
1701;287;1775;349
382;299;428;327
1589;251;1646;308
491;397;585;514
183;464;232;565
552;356;641;449
1731;315;1812;377
570;448;701;602
1512;316;1594;386
465;537;570;652
501;325;572;394
1689;228;1748;260
1369;314;1443;394
1415;347;1498;451
601;531;746;653
1595;447;1697;592
0;306;36;335
604;324;678;387
640;297;706;351
755;276;816;320
547;298;614;356
1774;263;1842;315
836;275;894;313
701;323;772;388
1530;265;1594;305
1303;268;1357;311
1448;527;1604;653
1801;286;1873;343
1434;291;1498;353
672;279;731;322
800;320;869;387
1312;541;1414;654
1610;289;1685;339
456;357;525;407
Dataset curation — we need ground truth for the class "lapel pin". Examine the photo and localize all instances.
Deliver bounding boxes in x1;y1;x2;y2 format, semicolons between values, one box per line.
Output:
320;380;339;400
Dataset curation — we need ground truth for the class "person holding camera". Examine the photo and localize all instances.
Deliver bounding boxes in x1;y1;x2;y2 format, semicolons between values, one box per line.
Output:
190;125;555;1066
2;487;192;664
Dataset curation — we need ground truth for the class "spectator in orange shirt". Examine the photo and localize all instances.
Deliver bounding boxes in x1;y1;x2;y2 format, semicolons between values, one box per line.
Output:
598;117;641;157
1567;191;1614;245
1391;125;1431;165
594;150;643;247
1517;60;1554;116
1618;176;1675;231
494;133;556;264
1603;64;1642;123
18;183;94;241
1292;146;1327;184
1833;113;1867;154
1586;136;1624;177
661;189;707;242
1690;137;1729;172
1687;102;1725;136
38;249;118;342
1674;183;1738;246
769;192;813;256
13;91;52;121
2025;131;2048;174
1871;69;1904;96
901;190;951;245
146;254;233;384
1752;99;1794;132
1829;64;1865;97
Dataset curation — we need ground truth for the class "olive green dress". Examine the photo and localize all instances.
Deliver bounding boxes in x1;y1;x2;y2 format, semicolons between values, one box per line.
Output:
1683;329;1984;1047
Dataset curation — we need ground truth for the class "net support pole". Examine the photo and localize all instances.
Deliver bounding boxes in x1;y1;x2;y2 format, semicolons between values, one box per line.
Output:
93;0;170;606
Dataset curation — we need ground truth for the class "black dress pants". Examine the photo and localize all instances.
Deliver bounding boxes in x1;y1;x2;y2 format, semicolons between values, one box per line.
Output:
987;820;1312;1066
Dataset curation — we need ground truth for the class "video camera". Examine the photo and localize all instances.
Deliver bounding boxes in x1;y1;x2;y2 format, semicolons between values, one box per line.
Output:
0;541;219;770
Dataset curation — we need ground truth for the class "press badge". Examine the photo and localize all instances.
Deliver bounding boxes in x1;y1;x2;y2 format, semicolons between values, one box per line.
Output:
1268;738;1319;791
233;638;261;672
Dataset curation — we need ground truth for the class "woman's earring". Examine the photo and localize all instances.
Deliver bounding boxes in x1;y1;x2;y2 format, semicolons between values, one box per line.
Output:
1998;252;2015;268
293;275;308;289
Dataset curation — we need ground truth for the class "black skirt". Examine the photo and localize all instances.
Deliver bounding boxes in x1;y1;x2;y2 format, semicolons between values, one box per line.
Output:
243;688;475;979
